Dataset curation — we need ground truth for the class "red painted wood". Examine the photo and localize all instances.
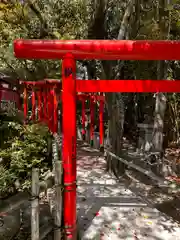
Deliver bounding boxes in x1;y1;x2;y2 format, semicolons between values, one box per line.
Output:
90;98;94;142
0;83;2;108
20;79;61;85
53;87;58;133
49;90;54;132
37;91;43;121
47;88;52;131
43;89;47;122
20;78;180;93
99;99;104;146
76;80;180;92
23;87;28;121
62;54;77;240
14;40;180;60
31;89;36;121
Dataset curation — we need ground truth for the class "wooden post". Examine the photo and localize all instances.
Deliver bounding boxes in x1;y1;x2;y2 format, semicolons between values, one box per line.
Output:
31;89;36;121
37;90;43;122
90;98;94;147
0;82;2;110
31;168;39;240
54;161;63;240
53;86;58;134
24;86;28;123
43;89;47;122
99;97;104;152
52;133;63;239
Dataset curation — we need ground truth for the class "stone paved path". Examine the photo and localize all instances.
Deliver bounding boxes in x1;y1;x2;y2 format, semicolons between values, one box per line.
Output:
77;142;180;240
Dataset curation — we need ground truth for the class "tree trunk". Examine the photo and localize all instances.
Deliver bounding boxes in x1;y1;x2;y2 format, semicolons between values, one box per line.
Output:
153;0;170;153
87;0;136;177
106;93;125;176
153;93;166;152
152;0;171;176
104;0;135;177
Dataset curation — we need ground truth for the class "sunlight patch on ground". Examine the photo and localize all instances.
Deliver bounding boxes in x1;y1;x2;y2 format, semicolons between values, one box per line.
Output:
77;143;180;240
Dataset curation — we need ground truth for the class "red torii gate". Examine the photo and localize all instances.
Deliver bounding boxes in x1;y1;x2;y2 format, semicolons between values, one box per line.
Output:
14;39;180;240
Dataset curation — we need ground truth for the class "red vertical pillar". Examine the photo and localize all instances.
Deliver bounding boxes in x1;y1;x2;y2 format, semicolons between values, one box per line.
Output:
47;87;50;128
47;87;53;132
0;82;2;110
31;88;36;121
62;53;77;240
43;89;47;122
53;86;58;133
50;89;54;132
90;97;94;147
81;98;86;140
23;86;28;123
37;90;43;122
99;96;104;152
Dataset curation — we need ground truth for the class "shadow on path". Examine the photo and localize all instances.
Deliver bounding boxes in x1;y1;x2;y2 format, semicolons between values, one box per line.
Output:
77;143;180;240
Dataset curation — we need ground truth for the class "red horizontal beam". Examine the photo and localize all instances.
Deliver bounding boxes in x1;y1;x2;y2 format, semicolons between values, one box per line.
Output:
20;79;61;85
20;79;180;93
14;40;180;60
58;94;105;101
76;80;180;92
78;94;105;101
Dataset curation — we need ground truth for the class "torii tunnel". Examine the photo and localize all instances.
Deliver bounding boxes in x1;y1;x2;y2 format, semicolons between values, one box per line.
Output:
20;79;105;146
14;39;180;240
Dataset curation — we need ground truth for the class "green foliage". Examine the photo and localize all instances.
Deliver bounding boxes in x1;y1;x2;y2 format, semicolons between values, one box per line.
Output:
0;118;51;198
0;0;88;80
0;165;16;197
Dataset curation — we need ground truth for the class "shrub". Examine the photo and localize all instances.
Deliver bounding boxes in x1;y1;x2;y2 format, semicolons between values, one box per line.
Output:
0;118;52;198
